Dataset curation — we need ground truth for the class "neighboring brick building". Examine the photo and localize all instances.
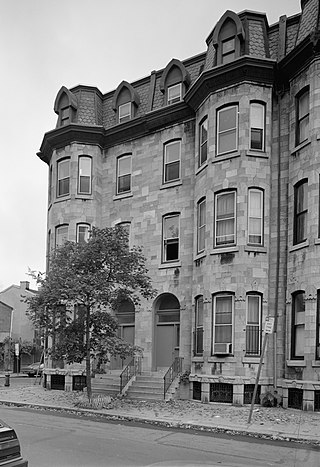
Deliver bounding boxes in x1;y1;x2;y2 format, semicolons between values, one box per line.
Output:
37;1;320;409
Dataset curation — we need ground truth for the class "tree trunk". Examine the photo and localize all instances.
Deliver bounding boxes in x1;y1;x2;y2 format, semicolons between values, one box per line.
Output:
85;305;92;399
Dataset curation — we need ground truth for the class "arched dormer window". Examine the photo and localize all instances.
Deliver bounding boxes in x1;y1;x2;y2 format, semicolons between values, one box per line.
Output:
160;59;191;105
54;86;78;127
211;11;245;66
112;81;140;124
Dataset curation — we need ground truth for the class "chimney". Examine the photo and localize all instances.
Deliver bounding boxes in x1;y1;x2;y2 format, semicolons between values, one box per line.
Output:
20;281;30;290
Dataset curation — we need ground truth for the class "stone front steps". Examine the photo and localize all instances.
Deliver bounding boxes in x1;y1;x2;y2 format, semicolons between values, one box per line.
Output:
91;369;180;401
91;371;121;397
126;373;164;400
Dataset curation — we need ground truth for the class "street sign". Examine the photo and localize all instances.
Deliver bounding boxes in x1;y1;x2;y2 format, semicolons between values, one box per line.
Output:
14;343;19;356
264;317;274;334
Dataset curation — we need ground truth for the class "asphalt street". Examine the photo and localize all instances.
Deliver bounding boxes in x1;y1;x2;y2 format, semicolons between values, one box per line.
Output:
2;405;320;467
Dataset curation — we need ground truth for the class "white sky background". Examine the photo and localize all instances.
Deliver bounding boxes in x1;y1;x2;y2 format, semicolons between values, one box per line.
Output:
0;0;300;291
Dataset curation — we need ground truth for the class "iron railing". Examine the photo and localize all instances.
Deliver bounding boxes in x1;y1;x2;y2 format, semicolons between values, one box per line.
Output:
120;356;142;393
163;356;183;398
245;325;260;356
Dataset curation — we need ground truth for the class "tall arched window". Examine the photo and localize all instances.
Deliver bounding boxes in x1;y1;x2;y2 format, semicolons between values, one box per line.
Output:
194;296;204;355
291;291;305;360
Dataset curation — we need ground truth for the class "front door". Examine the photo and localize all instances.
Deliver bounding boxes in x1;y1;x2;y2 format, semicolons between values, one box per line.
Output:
156;324;175;368
110;324;135;370
154;293;180;370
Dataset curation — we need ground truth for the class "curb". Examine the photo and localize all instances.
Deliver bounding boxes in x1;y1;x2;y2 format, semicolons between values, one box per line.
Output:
1;399;320;447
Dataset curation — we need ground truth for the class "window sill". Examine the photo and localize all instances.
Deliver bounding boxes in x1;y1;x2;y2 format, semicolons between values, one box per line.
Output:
246;150;268;159
75;195;93;200
158;261;181;269
242;356;261;364
289;240;309;252
290;139;311;155
211;246;239;255
286;360;306;367
194;251;206;261
160;180;182;190
195;161;208;176
244;246;267;254
113;192;133;201
311;360;320;367
192;356;204;362
314;238;320;246
208;356;236;362
54;195;71;204
213;151;241;163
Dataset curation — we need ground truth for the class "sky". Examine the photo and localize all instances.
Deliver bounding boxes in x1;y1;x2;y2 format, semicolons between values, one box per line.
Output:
0;0;301;291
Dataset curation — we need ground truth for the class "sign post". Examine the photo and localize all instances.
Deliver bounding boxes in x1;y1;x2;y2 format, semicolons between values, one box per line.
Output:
248;317;274;424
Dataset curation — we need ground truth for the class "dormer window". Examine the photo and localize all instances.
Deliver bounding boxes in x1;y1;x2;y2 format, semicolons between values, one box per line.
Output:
112;81;140;125
167;83;182;105
118;102;132;123
160;59;190;107
211;11;245;66
54;86;78;128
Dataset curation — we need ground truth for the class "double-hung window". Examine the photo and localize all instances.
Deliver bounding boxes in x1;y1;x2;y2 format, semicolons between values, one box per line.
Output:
117;155;132;194
162;214;179;262
118;102;131;123
194;296;204;355
199;117;208;166
164;140;181;183
296;88;309;145
76;223;90;244
215;191;236;246
167;83;182;105
55;225;68;248
78;156;92;194
293;180;307;245
197;198;206;253
291;291;305;360
217;105;238;155
250;102;265;151
57;159;70;197
246;294;261;356
248;189;263;245
213;293;233;355
222;37;236;64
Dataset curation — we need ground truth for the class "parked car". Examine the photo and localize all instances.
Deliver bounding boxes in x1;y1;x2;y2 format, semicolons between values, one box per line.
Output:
0;418;28;466
22;362;44;377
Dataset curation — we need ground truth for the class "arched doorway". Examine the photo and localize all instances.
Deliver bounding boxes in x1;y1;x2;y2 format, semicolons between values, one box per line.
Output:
155;293;180;369
110;298;135;370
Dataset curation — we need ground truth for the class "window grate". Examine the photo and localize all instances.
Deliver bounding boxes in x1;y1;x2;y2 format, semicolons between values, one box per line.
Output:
193;382;201;401
73;375;87;391
314;391;320;411
244;384;261;405
51;374;65;391
210;383;233;403
288;388;303;409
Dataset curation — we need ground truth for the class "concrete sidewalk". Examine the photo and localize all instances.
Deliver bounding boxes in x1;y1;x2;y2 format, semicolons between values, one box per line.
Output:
0;380;319;445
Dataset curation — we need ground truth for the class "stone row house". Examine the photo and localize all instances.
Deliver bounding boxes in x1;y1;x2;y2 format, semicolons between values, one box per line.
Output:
37;0;320;410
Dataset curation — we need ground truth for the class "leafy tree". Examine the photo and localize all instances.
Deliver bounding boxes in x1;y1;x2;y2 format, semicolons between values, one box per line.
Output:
26;226;156;399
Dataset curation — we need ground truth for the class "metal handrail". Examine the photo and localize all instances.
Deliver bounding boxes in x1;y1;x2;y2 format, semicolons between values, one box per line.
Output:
163;356;183;398
119;356;142;393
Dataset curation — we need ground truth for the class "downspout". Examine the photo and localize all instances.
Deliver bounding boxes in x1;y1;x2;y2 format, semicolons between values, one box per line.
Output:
273;90;282;391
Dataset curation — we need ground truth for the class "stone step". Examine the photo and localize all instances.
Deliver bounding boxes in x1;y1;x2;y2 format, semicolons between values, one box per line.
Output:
125;391;164;400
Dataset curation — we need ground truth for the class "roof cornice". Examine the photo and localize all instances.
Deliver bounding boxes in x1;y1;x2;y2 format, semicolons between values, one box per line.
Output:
37;102;194;164
185;56;276;110
276;33;320;87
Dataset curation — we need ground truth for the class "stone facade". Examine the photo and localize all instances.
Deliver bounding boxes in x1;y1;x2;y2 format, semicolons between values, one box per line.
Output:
38;1;320;409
